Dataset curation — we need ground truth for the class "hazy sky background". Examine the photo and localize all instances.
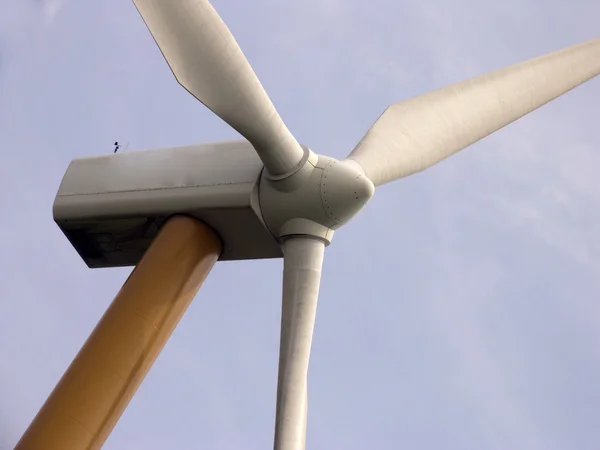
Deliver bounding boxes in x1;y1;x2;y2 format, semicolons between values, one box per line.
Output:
1;0;599;449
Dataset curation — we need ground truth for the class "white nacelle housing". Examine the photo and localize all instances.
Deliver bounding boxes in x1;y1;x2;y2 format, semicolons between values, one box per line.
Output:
53;140;281;268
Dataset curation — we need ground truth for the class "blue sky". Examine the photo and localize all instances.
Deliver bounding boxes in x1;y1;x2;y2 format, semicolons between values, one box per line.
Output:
1;0;599;449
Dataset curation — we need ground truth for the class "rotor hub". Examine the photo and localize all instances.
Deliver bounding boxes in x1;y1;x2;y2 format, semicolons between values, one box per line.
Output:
258;151;374;244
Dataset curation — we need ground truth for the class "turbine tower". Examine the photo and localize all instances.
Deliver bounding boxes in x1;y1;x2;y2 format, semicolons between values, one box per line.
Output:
15;1;600;449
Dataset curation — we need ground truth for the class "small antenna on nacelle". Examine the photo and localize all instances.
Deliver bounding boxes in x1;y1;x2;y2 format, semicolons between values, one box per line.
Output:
113;141;130;153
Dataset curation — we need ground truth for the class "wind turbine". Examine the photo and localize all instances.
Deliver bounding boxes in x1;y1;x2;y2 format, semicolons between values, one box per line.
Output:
15;1;600;449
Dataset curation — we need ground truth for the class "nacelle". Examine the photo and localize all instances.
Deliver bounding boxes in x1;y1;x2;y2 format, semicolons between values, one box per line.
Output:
53;140;282;268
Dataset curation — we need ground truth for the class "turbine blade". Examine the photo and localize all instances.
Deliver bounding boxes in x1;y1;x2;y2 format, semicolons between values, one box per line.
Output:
346;37;600;186
133;0;305;178
274;237;325;450
300;393;307;449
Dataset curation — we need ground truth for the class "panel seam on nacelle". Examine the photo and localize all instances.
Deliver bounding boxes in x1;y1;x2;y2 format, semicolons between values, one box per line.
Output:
57;181;258;197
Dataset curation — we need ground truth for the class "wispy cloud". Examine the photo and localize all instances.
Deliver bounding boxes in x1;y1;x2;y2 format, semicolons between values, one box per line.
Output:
38;0;67;24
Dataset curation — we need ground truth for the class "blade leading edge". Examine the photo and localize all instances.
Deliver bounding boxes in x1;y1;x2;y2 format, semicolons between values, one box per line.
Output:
133;0;305;178
274;237;325;450
347;37;600;186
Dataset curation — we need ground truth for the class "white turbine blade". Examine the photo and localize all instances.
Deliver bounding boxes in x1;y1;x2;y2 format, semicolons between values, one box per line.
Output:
274;237;325;450
133;0;305;177
300;394;307;449
347;37;600;187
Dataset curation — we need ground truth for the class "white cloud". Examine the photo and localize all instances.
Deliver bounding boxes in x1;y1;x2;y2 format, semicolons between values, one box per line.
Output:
40;0;67;24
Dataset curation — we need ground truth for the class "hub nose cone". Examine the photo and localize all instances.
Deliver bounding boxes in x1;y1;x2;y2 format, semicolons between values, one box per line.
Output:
320;159;375;228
